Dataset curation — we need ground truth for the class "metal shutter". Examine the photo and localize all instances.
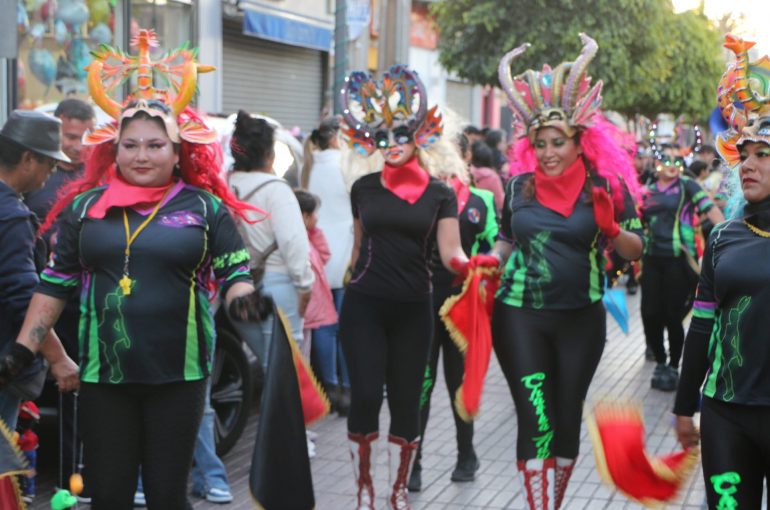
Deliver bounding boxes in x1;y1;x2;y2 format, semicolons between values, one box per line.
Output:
222;20;323;131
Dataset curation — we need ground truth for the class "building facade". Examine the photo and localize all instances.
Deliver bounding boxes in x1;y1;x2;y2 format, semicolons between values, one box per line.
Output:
2;0;333;132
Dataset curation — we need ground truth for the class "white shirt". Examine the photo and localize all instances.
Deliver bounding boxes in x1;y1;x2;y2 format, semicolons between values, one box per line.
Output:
307;149;354;289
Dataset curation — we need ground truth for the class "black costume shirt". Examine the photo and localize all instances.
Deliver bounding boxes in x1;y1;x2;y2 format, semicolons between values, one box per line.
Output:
431;187;498;289
496;173;643;310
349;172;457;301
37;182;252;385
24;164;84;223
679;217;770;409
642;176;713;257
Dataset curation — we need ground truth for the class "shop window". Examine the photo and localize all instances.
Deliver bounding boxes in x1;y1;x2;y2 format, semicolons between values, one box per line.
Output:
14;0;193;110
129;0;192;51
16;0;119;109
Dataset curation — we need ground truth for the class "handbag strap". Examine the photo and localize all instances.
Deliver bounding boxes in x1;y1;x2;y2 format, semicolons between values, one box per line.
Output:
240;177;288;202
238;177;290;264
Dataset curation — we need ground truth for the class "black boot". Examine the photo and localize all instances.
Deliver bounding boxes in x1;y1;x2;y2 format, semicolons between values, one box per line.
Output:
450;450;479;482
337;385;351;417
407;459;422;492
323;383;340;413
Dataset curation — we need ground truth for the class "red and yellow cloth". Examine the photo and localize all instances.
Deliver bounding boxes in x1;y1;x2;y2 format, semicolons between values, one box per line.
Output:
587;401;699;508
439;266;500;421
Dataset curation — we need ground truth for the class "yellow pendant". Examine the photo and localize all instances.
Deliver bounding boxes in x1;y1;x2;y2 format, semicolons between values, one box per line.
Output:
119;275;133;296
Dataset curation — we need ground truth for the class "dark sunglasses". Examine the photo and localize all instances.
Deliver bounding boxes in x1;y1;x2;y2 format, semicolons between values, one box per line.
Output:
657;157;684;168
374;126;414;149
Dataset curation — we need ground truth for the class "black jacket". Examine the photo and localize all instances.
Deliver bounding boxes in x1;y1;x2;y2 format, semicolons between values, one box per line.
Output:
0;180;45;378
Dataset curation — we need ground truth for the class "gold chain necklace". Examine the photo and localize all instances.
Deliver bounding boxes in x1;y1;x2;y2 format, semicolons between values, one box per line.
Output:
119;186;173;295
744;219;770;238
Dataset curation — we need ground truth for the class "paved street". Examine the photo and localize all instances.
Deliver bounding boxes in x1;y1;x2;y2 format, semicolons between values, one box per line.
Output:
33;291;715;509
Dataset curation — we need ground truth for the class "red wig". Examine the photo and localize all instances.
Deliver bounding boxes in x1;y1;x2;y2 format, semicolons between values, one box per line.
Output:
508;117;642;213
40;108;263;235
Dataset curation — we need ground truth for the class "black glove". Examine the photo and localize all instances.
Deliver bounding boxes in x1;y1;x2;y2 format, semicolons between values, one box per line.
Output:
228;288;274;322
0;343;36;388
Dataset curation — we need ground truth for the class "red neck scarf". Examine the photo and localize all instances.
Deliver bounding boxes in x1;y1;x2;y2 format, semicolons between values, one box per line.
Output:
382;156;430;204
450;177;471;213
534;157;587;217
88;174;175;219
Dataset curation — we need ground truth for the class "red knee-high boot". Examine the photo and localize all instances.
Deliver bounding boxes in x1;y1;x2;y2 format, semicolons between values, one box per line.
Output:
348;432;378;510
517;458;556;510
554;457;576;509
387;435;419;510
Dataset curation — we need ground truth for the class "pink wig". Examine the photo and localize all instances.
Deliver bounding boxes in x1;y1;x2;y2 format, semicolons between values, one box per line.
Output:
40;107;263;235
509;117;641;213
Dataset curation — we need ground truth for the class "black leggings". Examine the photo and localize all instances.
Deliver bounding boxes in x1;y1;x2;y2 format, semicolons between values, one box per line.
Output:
700;397;770;509
640;255;698;367
79;380;207;510
339;288;433;441
492;302;605;460
415;284;473;463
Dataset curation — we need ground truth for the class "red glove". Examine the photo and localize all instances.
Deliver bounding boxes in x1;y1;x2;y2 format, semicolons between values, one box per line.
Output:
592;187;620;239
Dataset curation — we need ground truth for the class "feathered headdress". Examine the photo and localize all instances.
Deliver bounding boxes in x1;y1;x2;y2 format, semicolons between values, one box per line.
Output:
339;65;442;156
716;34;770;167
84;28;216;145
498;33;603;141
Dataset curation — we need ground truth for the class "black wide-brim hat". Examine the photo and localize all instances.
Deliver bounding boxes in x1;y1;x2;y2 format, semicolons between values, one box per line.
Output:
0;110;71;163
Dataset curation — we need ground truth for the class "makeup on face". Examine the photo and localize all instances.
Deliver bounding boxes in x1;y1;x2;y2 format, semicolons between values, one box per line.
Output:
739;142;770;202
533;127;581;176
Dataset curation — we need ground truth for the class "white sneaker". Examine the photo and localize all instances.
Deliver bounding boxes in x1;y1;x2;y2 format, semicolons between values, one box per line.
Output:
134;490;146;507
307;437;317;458
205;487;234;504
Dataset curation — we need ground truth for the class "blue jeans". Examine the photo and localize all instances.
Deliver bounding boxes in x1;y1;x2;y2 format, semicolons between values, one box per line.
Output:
246;272;304;372
190;377;230;494
311;288;350;387
0;390;20;430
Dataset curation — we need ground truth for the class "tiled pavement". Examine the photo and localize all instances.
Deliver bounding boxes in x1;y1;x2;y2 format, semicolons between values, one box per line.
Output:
33;291;717;509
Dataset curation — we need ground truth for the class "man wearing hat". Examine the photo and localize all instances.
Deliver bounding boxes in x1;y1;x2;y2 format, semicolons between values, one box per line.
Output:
0;110;79;430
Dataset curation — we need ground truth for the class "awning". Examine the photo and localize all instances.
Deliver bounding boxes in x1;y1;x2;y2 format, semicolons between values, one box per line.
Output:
242;8;333;52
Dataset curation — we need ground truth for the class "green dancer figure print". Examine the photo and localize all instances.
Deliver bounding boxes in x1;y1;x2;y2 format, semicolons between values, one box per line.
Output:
98;285;133;383
521;372;552;458
722;296;751;401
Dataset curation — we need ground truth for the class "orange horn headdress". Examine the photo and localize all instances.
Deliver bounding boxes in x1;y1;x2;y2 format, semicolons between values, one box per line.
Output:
85;28;216;146
716;34;770;167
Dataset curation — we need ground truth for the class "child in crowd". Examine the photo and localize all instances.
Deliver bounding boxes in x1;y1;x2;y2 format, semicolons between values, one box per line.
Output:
294;190;337;359
294;190;337;459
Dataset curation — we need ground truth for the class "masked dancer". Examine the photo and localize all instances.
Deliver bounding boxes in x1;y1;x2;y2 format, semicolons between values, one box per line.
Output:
338;66;497;510
640;145;723;392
